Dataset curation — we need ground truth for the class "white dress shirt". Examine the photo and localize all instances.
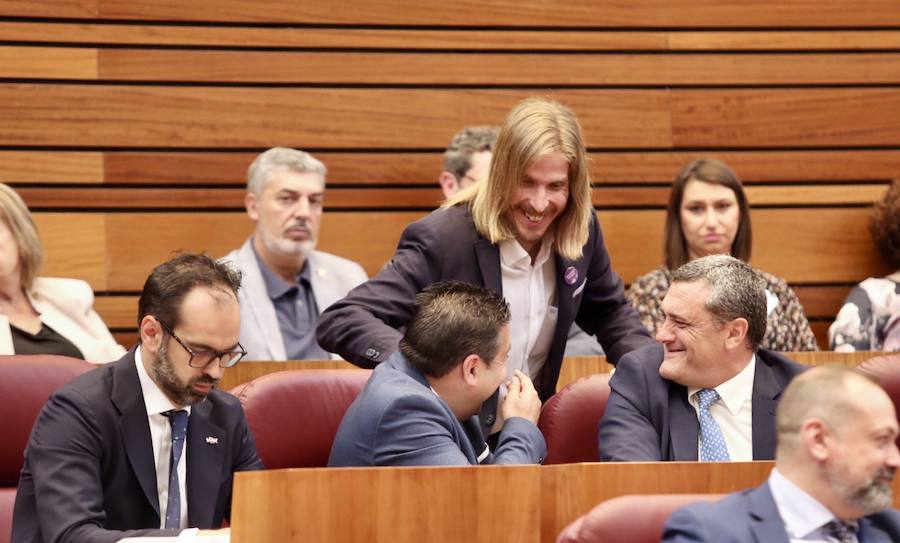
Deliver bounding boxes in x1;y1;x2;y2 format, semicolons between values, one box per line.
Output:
133;349;192;533
499;237;558;382
688;354;756;461
769;468;858;542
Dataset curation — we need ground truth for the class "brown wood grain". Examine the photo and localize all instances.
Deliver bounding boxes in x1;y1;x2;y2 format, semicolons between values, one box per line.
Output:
0;0;97;17
219;360;358;391
4;150;895;186
5;23;900;51
92;0;900;27
0;46;97;79
93;50;900;85
0;85;671;149
672;88;900;147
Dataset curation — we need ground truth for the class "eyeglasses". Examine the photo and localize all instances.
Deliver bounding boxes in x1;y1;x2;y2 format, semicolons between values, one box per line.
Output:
157;320;246;369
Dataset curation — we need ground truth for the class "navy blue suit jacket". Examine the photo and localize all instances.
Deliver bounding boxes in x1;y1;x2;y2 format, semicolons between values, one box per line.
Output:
317;204;652;404
328;352;546;467
599;343;807;461
664;482;900;542
12;349;263;543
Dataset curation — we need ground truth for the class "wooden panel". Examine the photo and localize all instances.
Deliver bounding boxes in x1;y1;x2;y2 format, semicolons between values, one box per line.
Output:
95;0;900;27
672;88;900;147
93;295;137;328
220;360;358;391
102;212;423;289
593;150;900;183
793;285;851;318
33;213;107;289
0;152;103;183
598;208;889;283
0;0;97;17
97;50;900;85
5;23;900;51
4;150;893;186
0;46;97;79
0;85;671;149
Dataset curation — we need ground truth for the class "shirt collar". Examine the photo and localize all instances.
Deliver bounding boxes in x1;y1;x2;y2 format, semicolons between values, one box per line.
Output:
499;235;554;270
769;468;838;539
251;237;309;300
689;353;756;416
135;347;192;416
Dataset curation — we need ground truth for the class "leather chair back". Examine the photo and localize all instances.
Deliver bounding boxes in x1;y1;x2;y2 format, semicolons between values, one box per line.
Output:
556;493;724;543
538;373;612;464
230;369;371;468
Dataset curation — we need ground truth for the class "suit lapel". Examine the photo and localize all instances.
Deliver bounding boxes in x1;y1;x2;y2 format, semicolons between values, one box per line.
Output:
748;483;791;543
110;351;162;519
751;354;779;460
474;237;502;295
186;399;226;527
236;239;286;360
667;381;700;460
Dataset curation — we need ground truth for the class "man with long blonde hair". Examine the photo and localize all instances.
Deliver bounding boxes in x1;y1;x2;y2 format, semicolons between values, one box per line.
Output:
318;97;651;433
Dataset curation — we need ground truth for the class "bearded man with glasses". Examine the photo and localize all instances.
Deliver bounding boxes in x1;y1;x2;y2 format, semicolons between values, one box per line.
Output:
12;253;263;543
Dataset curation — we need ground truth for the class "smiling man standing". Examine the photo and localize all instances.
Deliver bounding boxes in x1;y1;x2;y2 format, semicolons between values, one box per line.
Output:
12;253;263;542
599;254;807;462
223;147;367;361
318;97;652;433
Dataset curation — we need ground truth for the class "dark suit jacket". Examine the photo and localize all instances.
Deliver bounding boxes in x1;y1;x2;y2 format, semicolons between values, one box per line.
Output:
598;343;807;461
328;352;546;467
12;349;263;543
664;482;900;542
317;204;652;404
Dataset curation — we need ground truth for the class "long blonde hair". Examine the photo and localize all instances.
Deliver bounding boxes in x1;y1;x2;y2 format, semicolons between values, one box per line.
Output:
444;97;592;261
0;183;43;290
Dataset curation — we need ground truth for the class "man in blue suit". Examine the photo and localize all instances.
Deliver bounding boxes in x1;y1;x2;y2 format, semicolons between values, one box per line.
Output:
328;281;546;466
12;254;263;543
664;365;900;542
599;255;806;462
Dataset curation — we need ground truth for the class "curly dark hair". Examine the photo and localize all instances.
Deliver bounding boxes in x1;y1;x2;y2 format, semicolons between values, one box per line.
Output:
870;178;900;270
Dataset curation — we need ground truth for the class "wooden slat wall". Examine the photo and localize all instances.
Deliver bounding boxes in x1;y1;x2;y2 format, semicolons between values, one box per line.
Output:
0;4;897;349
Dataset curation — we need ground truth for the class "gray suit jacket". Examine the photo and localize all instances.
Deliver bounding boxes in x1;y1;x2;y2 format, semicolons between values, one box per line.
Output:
599;343;807;461
12;349;263;543
664;482;900;542
223;238;367;360
328;352;546;467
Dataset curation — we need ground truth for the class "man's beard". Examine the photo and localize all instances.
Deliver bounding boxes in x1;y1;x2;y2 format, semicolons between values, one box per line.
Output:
260;223;316;259
826;463;895;516
150;341;219;406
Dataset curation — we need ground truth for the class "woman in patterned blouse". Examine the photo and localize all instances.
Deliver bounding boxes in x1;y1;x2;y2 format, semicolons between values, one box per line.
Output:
829;179;899;352
626;158;819;351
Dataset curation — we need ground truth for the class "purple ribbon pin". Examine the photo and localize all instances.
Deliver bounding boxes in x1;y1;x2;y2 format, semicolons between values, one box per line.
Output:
564;266;578;285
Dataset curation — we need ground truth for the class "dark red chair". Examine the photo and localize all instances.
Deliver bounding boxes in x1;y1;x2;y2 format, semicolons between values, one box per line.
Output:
538;373;612;464
556;493;725;543
0;354;94;543
230;369;371;469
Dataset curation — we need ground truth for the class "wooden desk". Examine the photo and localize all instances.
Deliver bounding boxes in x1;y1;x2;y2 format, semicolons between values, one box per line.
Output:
230;461;780;543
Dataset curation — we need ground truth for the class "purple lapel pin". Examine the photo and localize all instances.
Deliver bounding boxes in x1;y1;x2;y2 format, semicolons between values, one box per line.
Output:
564;266;578;285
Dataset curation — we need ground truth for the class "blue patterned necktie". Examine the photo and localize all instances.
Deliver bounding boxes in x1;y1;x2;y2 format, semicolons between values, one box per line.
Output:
696;388;731;462
162;409;189;529
825;519;858;543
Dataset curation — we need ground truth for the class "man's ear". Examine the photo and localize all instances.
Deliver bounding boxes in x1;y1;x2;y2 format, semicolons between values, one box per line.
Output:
139;315;164;355
460;354;482;386
802;418;833;463
244;192;259;221
438;172;459;200
724;317;749;350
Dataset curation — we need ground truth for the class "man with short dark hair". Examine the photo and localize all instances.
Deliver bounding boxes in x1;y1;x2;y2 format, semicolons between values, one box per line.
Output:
438;126;497;199
12;253;263;543
599;254;806;462
664;366;900;542
328;281;545;467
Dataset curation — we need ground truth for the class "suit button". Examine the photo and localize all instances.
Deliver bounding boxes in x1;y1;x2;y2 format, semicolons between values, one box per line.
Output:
485;414;495;425
364;348;381;360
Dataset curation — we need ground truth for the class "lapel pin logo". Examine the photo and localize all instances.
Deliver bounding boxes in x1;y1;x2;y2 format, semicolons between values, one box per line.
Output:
206;436;219;445
564;266;578;286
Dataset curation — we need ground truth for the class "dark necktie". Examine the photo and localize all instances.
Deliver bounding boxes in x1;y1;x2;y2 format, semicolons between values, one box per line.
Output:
825;519;858;543
162;409;189;529
696;388;731;462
